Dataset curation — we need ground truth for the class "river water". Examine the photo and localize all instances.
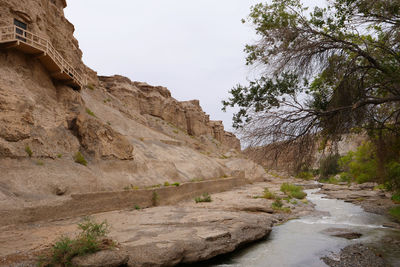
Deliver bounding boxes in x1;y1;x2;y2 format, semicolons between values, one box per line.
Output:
207;189;400;267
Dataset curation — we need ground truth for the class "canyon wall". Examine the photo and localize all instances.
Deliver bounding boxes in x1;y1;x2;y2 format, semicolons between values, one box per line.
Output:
0;0;260;209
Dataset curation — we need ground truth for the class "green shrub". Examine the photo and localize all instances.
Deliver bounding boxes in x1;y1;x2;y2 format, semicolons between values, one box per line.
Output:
296;171;314;180
57;154;63;158
85;108;96;117
38;217;111;267
280;183;307;199
134;205;141;210
74;152;87;166
172;182;180;187
271;198;283;209
319;154;340;179
389;206;400;222
25;146;33;157
262;188;276;199
386;161;400;191
173;130;179;134
392;193;400;204
195;193;212;203
338;142;377;184
164;182;170;187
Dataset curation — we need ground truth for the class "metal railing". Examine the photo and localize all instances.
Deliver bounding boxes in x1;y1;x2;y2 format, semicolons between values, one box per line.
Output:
0;25;86;89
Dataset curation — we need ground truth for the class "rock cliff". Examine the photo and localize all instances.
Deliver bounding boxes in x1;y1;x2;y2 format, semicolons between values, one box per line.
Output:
0;0;256;209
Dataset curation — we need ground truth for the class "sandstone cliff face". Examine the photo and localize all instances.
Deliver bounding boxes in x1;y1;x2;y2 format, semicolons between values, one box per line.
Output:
98;75;241;151
0;0;253;207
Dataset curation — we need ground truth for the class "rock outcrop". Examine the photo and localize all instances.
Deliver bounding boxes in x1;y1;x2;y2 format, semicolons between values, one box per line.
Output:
0;0;249;209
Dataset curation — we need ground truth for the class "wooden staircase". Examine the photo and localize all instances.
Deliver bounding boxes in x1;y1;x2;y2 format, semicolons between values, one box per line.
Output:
0;25;86;90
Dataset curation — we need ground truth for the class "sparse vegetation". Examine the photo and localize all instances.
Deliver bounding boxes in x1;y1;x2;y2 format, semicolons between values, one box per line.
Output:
85;108;96;117
152;191;159;206
172;182;180;187
296;171;314;181
173;130;179;134
271;198;283;209
25;145;33;157
271;198;291;213
389;206;400;222
195;193;212;203
262;188;276;199
134;205;141;210
164;182;170;187
280;183;307;199
86;83;95;90
57;154;63;158
74;152;87;166
103;98;111;103
220;174;229;179
36;160;44;166
392;193;400;204
190;178;204;183
38;217;113;267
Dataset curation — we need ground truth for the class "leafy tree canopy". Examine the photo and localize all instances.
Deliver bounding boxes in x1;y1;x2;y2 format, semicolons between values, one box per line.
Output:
223;0;400;146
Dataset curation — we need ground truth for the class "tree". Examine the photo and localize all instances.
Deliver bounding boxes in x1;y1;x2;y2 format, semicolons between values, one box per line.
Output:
223;0;400;171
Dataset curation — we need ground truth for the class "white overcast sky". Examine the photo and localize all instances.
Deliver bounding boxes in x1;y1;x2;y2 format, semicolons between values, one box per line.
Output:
65;0;324;133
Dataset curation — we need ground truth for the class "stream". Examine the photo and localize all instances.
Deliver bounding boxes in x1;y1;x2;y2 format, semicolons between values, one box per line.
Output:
207;189;400;267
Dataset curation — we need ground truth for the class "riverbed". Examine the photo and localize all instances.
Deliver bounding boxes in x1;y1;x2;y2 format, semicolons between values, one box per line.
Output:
206;189;400;267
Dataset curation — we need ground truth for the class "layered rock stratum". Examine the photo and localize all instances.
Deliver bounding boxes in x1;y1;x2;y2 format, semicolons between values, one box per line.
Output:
0;1;280;266
0;0;257;208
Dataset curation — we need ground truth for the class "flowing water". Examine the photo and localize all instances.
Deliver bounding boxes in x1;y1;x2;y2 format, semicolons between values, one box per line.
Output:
206;189;400;267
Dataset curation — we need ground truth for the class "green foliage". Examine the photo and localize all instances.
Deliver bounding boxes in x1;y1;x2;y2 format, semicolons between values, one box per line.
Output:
134;205;141;210
38;217;111;267
392;193;400;204
296;171;314;180
271;198;290;212
195;193;212;203
319;154;340;179
74;152;87;166
222;0;400;174
339;142;377;184
280;183;307;199
262;188;277;199
173;130;179;134
85;108;96;117
386;161;400;191
57;154;63;158
152;191;159;206
389;206;400;222
25;145;33;157
164;182;170;187
172;182;180;187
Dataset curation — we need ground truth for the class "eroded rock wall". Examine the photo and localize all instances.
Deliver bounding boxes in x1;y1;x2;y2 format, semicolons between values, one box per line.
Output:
0;0;249;205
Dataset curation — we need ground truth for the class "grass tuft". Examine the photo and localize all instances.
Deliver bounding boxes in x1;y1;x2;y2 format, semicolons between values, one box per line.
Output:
74;152;87;166
280;183;307;199
86;108;96;117
25;145;33;157
262;188;277;199
38;217;113;267
389;206;400;222
195;193;212;203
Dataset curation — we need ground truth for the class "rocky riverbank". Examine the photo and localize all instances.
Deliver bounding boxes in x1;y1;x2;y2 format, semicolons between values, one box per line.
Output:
0;177;315;267
319;183;400;228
